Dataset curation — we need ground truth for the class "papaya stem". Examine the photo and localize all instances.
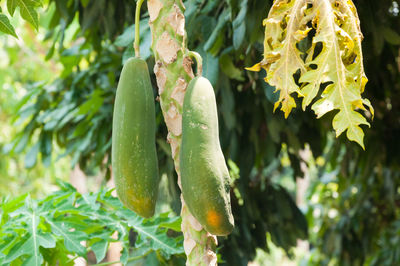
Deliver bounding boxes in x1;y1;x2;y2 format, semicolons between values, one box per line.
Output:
147;0;218;264
187;51;203;77
134;0;145;58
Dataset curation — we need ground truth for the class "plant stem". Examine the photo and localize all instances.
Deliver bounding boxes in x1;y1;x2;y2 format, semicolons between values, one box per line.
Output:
187;51;203;77
134;0;145;57
147;0;217;265
65;255;79;264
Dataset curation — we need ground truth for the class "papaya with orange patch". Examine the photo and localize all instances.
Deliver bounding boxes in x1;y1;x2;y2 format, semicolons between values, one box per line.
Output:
180;77;234;236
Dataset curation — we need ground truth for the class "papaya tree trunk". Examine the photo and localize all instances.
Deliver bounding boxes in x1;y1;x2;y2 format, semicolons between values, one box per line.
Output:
147;0;217;265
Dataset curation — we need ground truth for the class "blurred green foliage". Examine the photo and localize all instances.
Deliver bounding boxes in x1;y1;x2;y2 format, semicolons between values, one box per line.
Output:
0;3;70;197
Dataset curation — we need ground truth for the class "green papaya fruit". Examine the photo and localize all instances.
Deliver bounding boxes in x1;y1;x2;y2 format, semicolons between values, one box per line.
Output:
112;57;159;218
180;76;234;236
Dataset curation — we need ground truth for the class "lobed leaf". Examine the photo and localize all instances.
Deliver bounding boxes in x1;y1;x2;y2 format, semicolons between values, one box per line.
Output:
261;0;312;117
0;184;183;265
247;0;374;148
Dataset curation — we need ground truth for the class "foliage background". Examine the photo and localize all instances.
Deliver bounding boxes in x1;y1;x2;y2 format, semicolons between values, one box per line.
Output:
0;0;71;197
1;0;400;265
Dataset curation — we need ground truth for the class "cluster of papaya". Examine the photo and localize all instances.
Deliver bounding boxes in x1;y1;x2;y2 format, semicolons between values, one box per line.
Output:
112;57;234;235
111;0;233;236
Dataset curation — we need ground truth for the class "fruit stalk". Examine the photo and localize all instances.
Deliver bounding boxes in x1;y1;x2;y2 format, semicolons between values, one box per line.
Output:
146;0;217;265
134;0;145;57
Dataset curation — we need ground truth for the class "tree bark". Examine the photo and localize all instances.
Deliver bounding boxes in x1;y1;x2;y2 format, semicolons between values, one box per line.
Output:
147;0;217;265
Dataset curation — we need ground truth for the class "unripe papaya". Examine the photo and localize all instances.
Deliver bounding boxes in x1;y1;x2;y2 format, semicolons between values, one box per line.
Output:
180;76;234;236
112;57;159;218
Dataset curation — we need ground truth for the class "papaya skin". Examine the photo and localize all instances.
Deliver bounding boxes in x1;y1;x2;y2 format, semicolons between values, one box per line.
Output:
112;57;159;218
180;76;234;236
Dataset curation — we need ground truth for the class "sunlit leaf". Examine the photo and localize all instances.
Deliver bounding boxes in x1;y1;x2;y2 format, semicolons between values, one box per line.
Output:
0;14;17;37
7;0;18;16
16;0;39;30
0;185;183;265
246;0;373;148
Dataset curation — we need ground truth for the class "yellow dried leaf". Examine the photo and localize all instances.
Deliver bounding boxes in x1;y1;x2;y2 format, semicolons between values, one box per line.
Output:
245;0;374;148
